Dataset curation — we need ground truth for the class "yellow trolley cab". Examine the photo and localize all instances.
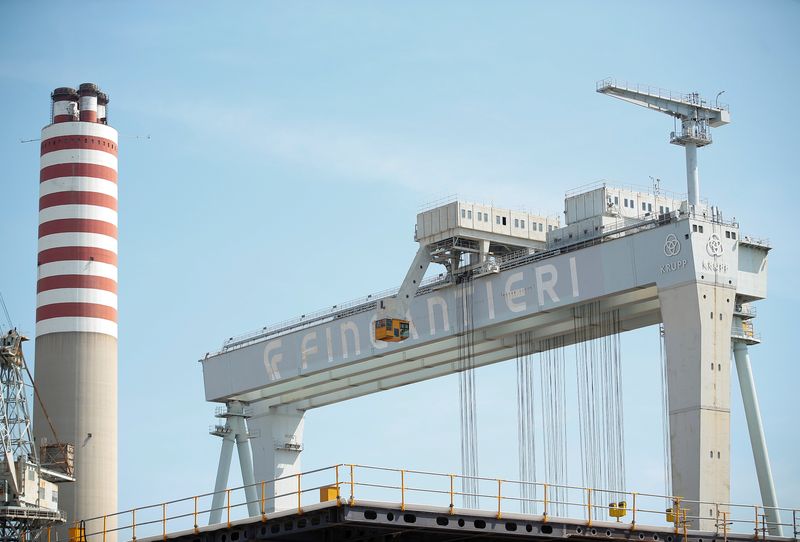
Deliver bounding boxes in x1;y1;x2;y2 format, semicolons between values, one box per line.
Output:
375;318;410;342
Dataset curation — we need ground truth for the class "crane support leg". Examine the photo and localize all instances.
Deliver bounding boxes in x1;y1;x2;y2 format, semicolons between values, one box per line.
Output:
733;342;783;536
247;404;305;512
659;280;734;531
230;415;259;517
209;432;235;525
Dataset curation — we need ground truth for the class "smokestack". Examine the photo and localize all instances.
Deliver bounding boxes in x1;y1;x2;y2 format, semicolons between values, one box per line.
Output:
35;83;118;533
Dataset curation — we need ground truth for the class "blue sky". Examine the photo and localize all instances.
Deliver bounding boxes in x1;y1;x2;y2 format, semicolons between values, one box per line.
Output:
1;0;799;520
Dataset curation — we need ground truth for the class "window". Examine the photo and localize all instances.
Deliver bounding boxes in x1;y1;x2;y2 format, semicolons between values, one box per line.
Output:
484;213;488;222
648;203;652;212
665;206;670;213
624;198;628;207
496;215;501;225
548;225;553;232
461;209;466;218
725;231;730;239
502;216;507;226
614;196;619;205
693;224;698;232
520;219;525;229
731;232;736;239
467;210;472;219
699;225;704;233
659;205;664;213
477;212;482;222
514;218;519;228
539;223;543;232
642;202;647;211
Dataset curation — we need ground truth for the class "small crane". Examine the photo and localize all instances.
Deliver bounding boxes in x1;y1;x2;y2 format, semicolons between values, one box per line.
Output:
596;79;730;208
0;295;72;542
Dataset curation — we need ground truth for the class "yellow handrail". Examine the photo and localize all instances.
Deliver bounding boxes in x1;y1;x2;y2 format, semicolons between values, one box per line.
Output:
400;470;406;512
349;464;355;505
586;488;592;527
543;483;549;522
448;474;454;515
261;481;267;521
297;473;302;515
496;479;502;520
226;488;231;528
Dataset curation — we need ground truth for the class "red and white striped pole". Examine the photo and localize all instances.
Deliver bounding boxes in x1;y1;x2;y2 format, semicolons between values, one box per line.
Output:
34;82;118;536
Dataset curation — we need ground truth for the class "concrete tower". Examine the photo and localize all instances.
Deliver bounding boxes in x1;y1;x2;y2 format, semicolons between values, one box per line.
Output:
34;83;118;528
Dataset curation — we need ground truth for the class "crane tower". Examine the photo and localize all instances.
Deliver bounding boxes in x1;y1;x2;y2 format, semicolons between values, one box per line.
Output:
596;79;730;207
0;330;67;542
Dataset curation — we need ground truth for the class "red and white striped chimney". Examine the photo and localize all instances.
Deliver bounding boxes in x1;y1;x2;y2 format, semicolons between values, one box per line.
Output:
34;82;118;532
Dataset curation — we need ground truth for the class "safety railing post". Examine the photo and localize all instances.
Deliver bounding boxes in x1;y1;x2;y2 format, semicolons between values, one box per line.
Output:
132;508;137;542
631;492;637;531
543;484;549;522
349;464;355;505
297;473;302;515
335;465;341;506
672;498;680;535
496;480;502;520
227;489;231;529
162;503;167;541
48;526;51;542
400;470;406;512
448;475;455;515
754;505;760;540
194;496;199;533
587;488;592;527
261;481;267;521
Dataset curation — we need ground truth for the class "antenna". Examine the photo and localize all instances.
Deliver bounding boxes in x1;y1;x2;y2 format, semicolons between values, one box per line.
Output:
597;79;730;207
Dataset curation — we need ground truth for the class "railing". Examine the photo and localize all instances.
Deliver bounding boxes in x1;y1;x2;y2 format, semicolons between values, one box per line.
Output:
564;180;691;203
42;464;798;542
740;235;770;248
596;78;730;112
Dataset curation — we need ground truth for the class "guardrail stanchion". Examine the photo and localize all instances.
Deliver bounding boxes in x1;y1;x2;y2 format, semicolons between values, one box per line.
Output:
349;465;355;505
587;488;592;527
162;502;167;541
496;480;502;520
103;515;107;542
297;473;302;515
543;484;549;523
132;508;137;542
261;481;267;522
194;496;199;533
47;527;51;542
227;489;231;529
400;470;406;512
754;505;760;540
448;475;454;515
335;465;341;506
630;492;637;531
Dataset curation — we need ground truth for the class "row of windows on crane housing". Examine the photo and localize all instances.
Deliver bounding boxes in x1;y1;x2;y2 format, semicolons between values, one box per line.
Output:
690;223;737;239
615;195;671;214
460;208;555;232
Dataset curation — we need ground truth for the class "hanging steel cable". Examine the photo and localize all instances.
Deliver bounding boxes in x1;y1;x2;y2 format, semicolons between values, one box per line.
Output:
456;273;479;508
573;302;626;517
658;324;672;498
540;335;568;516
515;331;537;513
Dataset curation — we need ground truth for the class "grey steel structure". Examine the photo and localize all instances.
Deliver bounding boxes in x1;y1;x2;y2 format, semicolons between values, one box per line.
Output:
201;83;780;534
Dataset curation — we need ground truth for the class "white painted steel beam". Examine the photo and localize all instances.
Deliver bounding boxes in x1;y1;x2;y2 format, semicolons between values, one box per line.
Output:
733;342;782;536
